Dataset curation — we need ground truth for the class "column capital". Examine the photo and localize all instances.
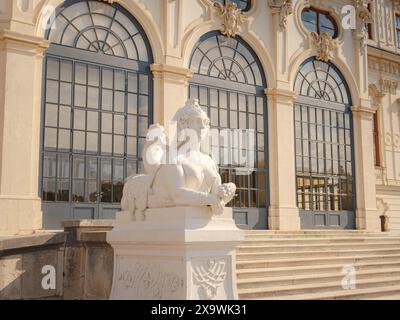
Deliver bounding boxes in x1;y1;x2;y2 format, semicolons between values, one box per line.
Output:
265;88;297;102
351;105;376;115
0;29;49;56
150;64;193;85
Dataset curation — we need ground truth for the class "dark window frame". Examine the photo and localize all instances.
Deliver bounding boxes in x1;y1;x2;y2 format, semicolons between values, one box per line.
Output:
301;7;339;39
213;0;252;12
294;57;355;215
189;31;268;210
396;14;400;49
373;111;381;167
40;0;153;206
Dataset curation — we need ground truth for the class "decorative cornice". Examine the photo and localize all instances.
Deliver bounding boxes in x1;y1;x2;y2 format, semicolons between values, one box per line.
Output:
213;2;245;37
268;0;293;31
310;32;336;62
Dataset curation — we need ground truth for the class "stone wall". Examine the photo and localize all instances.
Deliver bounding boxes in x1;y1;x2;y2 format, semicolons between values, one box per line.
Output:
0;220;114;300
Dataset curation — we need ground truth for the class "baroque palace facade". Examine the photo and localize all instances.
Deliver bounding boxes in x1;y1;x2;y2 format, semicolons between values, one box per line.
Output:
0;0;400;235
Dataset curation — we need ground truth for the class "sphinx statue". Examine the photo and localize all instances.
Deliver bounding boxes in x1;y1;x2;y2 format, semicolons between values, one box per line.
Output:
121;99;236;220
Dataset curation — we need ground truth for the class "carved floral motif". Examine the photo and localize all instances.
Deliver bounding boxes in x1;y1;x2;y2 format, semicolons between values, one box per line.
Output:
214;2;245;37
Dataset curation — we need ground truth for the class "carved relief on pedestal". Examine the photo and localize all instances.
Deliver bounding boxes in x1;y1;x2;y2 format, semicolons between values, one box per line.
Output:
192;258;228;299
268;0;293;30
213;2;245;37
116;259;185;300
310;32;336;62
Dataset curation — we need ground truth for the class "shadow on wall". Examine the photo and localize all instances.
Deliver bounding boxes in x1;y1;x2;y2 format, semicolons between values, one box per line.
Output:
0;222;114;300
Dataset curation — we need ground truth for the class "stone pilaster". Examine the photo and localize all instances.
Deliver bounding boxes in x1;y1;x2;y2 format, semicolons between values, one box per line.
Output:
266;88;300;230
150;64;193;127
351;105;381;231
0;30;49;235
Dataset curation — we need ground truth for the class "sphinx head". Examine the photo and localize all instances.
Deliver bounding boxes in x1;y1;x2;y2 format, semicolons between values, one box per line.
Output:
172;99;210;141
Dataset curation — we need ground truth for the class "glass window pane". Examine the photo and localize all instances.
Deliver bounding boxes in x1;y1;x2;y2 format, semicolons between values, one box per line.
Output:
59;106;71;128
87;87;99;109
75;63;87;84
114;115;125;135
46;80;59;104
87;132;98;153
42;178;56;201
58;129;71;151
44;155;57;178
45;128;57;149
46;104;58;127
73;131;85;152
102;68;113;89
101;134;112;155
88;65;99;86
74;85;86;107
47;59;59;80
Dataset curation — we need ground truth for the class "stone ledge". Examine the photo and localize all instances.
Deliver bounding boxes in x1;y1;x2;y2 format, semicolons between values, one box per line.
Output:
62;220;114;229
80;231;108;243
0;232;66;254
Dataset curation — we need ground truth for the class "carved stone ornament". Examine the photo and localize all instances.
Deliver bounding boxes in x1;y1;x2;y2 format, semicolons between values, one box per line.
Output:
369;84;385;108
120;99;237;220
355;0;373;24
214;2;245;37
193;259;227;299
268;0;293;30
310;32;335;62
117;262;184;300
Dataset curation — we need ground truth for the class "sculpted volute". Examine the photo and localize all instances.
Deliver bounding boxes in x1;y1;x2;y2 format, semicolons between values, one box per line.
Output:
121;99;236;219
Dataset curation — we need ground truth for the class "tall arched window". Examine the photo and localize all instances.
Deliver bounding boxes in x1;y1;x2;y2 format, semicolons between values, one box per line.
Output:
41;0;153;228
294;57;355;229
189;31;268;229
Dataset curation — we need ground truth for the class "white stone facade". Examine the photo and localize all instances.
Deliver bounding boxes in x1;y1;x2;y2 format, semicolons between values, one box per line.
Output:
0;0;399;234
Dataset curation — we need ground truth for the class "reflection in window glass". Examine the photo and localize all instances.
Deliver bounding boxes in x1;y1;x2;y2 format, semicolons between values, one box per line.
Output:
294;58;354;213
189;32;267;209
301;8;337;38
41;0;153;211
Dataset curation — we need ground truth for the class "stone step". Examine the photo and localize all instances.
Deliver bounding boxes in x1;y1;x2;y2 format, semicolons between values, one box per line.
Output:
368;295;400;300
243;236;400;244
238;276;400;299
237;242;400;253
244;232;398;239
237;260;400;279
237;268;400;289
252;285;400;300
236;253;400;269
236;248;400;261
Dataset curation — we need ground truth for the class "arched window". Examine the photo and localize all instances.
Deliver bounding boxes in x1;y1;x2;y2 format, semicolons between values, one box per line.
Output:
301;8;338;38
212;0;252;11
189;32;268;229
41;0;153;228
294;57;355;229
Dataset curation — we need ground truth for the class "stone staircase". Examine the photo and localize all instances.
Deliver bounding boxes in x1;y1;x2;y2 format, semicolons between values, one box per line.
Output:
236;231;400;300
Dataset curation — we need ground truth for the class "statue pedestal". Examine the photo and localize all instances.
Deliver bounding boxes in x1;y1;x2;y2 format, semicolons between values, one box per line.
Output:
107;207;244;300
